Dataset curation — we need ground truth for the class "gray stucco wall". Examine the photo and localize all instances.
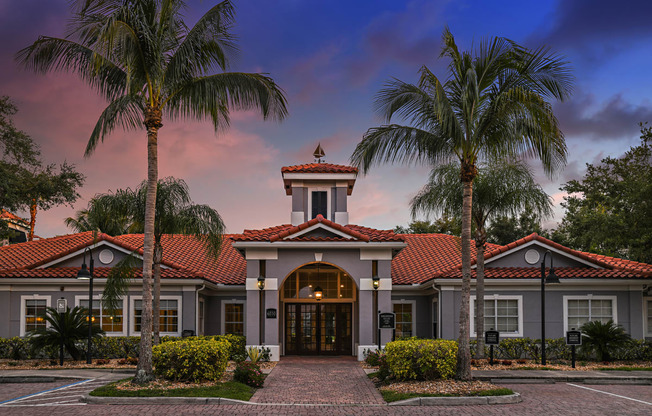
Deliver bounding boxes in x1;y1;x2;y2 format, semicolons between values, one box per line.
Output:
487;245;586;268
56;246;141;269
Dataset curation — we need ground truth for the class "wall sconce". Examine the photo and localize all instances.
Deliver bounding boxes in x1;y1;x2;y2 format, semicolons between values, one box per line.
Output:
314;286;323;301
372;275;380;290
257;276;265;290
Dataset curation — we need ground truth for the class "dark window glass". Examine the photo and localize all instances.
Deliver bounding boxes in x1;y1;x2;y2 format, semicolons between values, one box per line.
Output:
312;191;327;218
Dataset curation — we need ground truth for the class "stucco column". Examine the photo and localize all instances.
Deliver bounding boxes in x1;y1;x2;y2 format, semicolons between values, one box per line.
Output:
359;290;374;345
377;289;392;345
264;289;279;345
245;290;260;345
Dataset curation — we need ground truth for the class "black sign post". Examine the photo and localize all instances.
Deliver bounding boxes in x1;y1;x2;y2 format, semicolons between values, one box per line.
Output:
266;308;277;319
485;330;500;365
378;312;395;351
566;329;582;368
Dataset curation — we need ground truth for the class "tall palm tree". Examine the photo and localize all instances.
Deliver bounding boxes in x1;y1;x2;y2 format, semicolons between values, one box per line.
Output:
411;160;552;358
350;28;571;379
18;0;287;383
65;196;135;236
79;178;223;344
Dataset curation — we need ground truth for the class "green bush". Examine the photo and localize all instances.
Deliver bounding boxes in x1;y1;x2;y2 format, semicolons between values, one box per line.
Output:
385;338;457;381
161;334;246;362
580;320;632;362
93;336;141;359
0;337;30;359
363;348;384;367
233;361;264;388
153;338;231;382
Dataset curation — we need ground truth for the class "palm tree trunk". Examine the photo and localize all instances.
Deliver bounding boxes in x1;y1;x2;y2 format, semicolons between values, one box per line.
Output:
153;241;162;345
134;106;161;384
28;199;37;241
456;174;474;380
475;230;486;359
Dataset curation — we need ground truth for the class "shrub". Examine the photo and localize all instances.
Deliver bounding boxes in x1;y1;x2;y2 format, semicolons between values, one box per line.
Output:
0;337;30;360
233;361;265;388
247;346;262;363
153;338;230;382
364;349;384;367
384;338;457;381
93;336;140;359
162;334;247;362
95;359;110;365
580;320;632;362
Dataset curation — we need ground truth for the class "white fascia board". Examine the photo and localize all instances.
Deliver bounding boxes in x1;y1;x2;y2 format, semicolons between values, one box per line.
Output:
282;173;357;181
36;240;171;270
431;278;647;290
481;240;601;269
360;248;393;260
284;223;354;240
1;278;210;288
245;248;278;260
232;241;407;249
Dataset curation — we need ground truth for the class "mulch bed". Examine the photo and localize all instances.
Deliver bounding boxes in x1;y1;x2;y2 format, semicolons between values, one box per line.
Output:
378;379;502;396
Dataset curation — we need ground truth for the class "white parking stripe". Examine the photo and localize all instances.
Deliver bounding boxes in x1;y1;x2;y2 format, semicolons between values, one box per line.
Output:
566;383;652;406
0;378;96;407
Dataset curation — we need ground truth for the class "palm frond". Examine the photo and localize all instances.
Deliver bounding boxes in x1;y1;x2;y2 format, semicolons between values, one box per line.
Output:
103;250;140;314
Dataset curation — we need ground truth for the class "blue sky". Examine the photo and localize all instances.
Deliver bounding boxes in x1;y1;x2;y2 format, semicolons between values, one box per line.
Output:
1;0;651;237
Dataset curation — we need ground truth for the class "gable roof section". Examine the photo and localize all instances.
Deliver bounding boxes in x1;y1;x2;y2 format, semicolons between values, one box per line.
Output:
1;210;26;223
281;163;358;174
232;215;404;243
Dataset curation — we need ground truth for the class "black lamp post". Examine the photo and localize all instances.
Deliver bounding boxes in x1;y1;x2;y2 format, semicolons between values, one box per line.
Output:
373;273;380;350
76;247;94;364
540;250;560;365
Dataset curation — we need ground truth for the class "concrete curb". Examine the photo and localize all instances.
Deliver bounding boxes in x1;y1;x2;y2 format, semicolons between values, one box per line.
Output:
482;376;652;385
82;395;251;405
388;393;522;406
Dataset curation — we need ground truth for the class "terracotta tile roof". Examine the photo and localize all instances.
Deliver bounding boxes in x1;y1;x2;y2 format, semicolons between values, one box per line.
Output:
232;215;404;243
391;234;501;285
435;267;648;280
0;267;200;279
281;163;358;174
1;210;26;223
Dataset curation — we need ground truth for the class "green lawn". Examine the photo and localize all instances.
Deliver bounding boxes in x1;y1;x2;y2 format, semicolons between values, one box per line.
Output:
90;378;255;401
381;388;514;403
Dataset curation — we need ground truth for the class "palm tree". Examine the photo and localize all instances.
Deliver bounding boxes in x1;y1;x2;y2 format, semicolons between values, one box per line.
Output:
580;320;632;362
65;196;135;236
29;306;104;363
80;178;223;344
18;0;287;383
350;28;571;379
411;160;552;358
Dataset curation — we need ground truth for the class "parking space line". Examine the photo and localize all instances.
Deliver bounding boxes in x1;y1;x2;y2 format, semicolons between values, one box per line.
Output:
0;379;93;406
566;383;652;406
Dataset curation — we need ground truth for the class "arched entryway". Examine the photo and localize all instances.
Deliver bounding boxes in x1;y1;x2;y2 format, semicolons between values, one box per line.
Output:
280;263;357;355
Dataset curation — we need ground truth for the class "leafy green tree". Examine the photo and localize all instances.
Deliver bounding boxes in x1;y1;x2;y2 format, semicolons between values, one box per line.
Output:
580;320;631;362
487;210;549;246
411;161;551;358
1;96;84;240
70;178;224;344
19;0;287;382
394;216;462;235
351;28;571;379
555;124;652;263
29;306;104;363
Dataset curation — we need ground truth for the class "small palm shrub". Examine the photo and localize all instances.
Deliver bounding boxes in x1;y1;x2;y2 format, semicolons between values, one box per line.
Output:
580;320;632;362
247;346;262;363
29;307;104;361
234;361;264;387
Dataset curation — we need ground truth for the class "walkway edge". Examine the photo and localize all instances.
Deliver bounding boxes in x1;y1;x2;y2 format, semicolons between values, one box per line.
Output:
388;393;522;406
82;395;251;405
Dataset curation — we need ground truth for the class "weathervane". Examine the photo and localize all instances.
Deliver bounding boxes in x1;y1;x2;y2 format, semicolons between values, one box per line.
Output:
313;143;325;163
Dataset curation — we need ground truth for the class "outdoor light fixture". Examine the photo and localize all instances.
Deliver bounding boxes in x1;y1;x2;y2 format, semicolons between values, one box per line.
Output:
540;250;560;366
314;286;323;301
76;247;94;364
257;276;265;290
372;275;380;290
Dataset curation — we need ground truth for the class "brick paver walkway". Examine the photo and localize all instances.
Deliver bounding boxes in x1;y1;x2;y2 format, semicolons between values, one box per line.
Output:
250;356;385;405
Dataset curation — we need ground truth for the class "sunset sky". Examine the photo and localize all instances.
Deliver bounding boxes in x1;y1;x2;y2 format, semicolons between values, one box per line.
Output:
1;0;651;238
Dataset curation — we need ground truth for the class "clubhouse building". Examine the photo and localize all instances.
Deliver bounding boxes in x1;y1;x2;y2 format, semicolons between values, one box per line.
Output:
1;160;651;360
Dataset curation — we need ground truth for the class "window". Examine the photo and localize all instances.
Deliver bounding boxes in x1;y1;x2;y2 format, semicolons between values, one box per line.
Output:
311;191;328;219
198;299;205;336
223;302;245;336
282;264;355;301
21;296;50;336
78;297;124;334
470;296;523;337
563;296;617;333
130;296;181;336
392;301;415;338
645;298;652;337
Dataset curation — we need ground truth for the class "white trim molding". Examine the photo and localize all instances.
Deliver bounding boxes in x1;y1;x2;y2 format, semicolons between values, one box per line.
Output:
306;186;331;221
20;295;51;336
470;294;523;338
563;295;618;334
129;295;182;336
222;300;246;336
74;295;127;336
644;297;652;337
480;240;601;269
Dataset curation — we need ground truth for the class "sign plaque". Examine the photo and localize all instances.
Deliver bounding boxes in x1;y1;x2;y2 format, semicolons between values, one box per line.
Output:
485;330;500;345
56;298;67;313
566;330;582;346
378;312;396;329
266;308;277;319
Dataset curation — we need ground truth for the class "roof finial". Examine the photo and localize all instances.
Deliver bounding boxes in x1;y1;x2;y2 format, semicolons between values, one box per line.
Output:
313;143;325;163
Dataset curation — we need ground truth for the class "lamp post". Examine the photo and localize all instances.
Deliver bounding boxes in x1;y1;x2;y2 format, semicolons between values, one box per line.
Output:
540;250;560;365
76;247;94;364
373;273;380;350
258;272;265;345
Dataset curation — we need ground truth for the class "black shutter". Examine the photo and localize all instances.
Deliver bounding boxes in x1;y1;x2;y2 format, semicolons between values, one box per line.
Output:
312;191;327;218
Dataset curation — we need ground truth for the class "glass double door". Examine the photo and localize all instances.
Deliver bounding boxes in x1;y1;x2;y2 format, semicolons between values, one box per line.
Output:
285;303;352;355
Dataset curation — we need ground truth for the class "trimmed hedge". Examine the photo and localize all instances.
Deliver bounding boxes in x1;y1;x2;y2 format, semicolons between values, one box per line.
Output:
153;338;231;382
385;338;458;381
161;334;246;362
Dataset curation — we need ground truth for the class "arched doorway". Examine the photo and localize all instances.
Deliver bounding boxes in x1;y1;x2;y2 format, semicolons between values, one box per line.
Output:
281;263;357;355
